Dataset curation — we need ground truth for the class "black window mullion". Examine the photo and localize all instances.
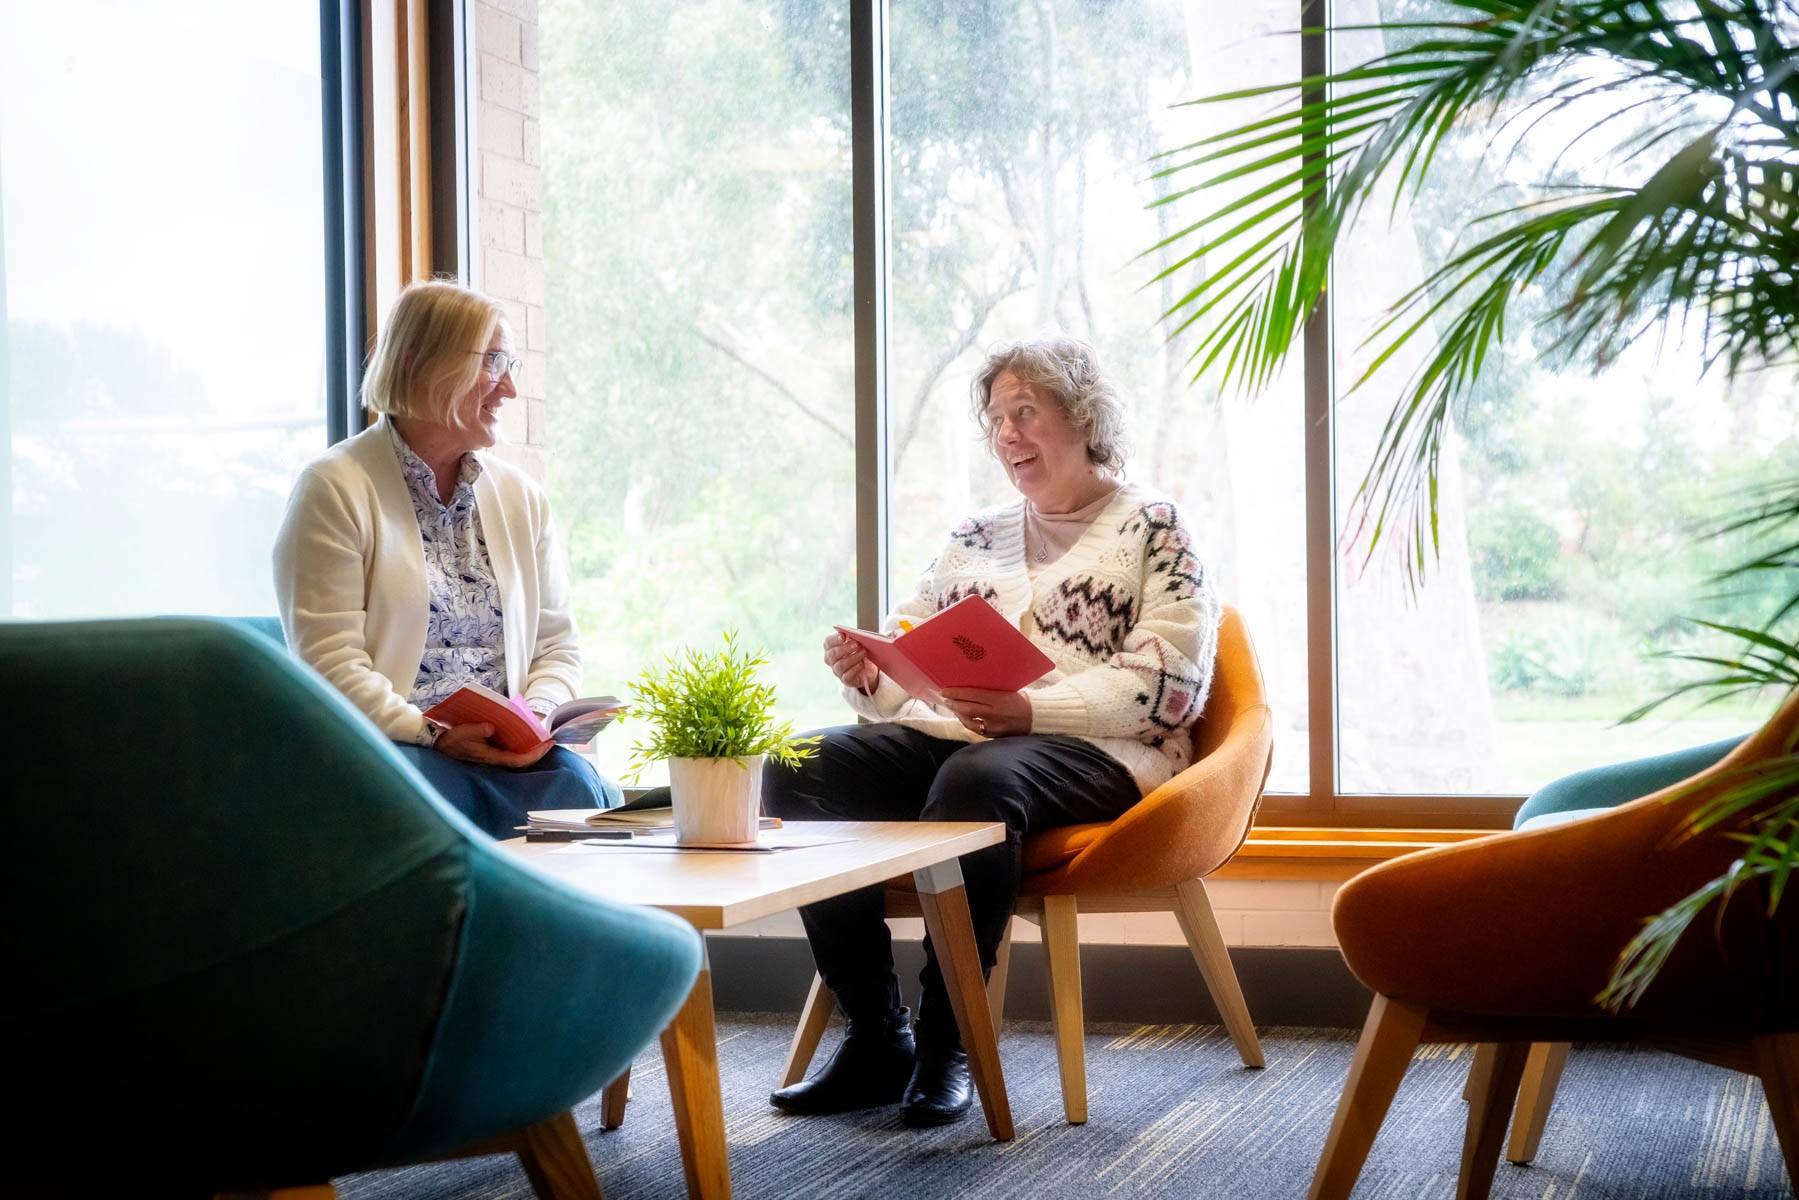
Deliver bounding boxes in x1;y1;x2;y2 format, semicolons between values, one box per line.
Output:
321;0;368;445
851;0;893;628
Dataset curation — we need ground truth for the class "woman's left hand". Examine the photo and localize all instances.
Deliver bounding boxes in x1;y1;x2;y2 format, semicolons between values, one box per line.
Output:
940;688;1032;738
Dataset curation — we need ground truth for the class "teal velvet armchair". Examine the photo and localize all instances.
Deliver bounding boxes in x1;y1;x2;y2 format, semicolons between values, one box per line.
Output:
9;618;702;1196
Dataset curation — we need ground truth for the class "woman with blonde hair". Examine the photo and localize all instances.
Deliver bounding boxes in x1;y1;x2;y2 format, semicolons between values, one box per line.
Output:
273;279;617;835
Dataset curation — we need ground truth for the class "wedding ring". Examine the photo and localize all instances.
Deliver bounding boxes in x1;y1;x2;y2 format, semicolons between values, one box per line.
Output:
974;717;987;735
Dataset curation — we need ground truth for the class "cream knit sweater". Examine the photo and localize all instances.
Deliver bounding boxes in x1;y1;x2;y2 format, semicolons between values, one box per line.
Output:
846;484;1221;793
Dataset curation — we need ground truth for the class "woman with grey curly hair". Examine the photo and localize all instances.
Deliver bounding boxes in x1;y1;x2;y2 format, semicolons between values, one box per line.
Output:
970;334;1130;478
766;334;1221;1128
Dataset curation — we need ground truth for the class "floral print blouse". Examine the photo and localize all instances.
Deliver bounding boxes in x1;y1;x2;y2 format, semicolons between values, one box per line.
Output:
389;425;509;712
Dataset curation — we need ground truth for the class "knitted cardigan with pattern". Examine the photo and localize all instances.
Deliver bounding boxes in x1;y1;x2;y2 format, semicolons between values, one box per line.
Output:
845;484;1221;794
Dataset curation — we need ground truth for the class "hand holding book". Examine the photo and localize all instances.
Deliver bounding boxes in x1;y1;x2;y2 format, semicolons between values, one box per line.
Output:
436;720;556;768
823;631;880;693
831;595;1054;732
937;686;1035;737
423;683;627;755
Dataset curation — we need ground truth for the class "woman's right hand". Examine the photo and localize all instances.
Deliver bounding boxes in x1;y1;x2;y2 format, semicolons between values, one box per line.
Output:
824;632;880;693
435;722;555;768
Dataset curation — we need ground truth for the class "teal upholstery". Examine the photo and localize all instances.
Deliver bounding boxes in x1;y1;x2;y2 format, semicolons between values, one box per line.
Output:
228;613;288;645
11;618;701;1193
1512;736;1746;830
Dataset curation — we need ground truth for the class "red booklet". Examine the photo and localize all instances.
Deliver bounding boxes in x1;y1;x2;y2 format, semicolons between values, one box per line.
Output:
422;683;626;753
834;595;1055;706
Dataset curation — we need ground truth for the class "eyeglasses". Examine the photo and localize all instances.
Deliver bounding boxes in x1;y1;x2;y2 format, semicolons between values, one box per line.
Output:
475;350;521;380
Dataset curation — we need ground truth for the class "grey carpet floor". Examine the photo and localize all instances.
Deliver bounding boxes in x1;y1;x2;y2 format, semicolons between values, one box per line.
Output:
339;1014;1794;1199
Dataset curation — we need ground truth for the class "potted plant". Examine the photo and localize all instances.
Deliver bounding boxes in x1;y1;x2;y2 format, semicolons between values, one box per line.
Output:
623;630;818;845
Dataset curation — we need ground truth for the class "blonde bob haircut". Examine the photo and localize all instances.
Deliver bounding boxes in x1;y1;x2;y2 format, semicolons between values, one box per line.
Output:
970;335;1129;474
361;279;508;427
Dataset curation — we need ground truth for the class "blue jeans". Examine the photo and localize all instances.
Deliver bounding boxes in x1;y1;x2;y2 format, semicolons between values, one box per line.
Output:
392;744;622;839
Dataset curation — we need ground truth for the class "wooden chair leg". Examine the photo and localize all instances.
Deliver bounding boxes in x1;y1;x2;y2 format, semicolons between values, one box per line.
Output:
1507;1042;1570;1164
1040;894;1089;1124
1754;1031;1799;1191
600;1067;631;1131
1175;877;1264;1068
1463;1043;1494;1103
514;1111;604;1200
987;920;1013;1032
1308;994;1429;1200
1459;1042;1529;1200
780;972;835;1088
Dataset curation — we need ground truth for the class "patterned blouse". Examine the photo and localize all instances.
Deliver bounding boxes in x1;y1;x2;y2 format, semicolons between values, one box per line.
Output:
389;425;509;713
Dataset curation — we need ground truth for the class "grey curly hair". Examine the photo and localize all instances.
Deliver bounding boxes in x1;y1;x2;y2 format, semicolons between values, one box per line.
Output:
969;336;1129;474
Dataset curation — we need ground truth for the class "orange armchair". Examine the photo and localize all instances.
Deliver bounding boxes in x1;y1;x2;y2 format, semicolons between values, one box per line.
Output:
782;606;1275;1123
1310;689;1799;1200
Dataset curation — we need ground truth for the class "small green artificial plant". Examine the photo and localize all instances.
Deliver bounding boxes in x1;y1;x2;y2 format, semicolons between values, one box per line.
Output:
623;629;819;781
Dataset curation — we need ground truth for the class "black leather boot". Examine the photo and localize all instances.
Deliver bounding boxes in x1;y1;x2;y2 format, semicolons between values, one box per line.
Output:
769;1008;915;1114
899;1028;973;1127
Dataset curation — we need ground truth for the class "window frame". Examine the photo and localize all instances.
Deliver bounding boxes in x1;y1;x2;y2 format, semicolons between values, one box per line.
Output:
438;0;1527;829
846;1;1517;829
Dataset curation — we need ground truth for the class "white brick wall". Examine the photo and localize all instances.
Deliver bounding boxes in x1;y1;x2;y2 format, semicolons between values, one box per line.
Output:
730;880;1341;949
473;0;547;480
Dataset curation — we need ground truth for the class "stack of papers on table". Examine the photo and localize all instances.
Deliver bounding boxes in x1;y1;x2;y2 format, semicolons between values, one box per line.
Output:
523;807;782;837
550;827;856;854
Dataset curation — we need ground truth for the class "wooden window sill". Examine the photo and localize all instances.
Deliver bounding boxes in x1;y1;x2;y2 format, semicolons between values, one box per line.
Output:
1211;826;1496;881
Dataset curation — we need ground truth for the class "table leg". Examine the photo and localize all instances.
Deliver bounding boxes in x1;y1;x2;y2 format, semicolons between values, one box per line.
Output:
660;941;730;1200
913;858;1015;1141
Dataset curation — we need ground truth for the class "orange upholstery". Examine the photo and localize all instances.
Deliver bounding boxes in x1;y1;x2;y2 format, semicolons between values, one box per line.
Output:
1019;606;1273;895
1331;688;1799;1027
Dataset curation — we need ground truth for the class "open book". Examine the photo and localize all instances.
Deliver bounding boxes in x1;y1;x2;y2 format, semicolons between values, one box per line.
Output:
423;683;625;753
834;594;1055;706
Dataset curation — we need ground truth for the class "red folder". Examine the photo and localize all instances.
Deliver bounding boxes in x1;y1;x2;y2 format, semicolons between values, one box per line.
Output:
835;595;1055;705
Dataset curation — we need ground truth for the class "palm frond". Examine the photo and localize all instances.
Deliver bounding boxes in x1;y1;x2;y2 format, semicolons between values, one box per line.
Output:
1148;0;1799;584
1600;747;1799;1011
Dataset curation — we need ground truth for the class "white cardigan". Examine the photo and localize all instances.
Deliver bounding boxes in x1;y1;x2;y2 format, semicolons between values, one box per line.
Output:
847;484;1221;793
271;418;582;744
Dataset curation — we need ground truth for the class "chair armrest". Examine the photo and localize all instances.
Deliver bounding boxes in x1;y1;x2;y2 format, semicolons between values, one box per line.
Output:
1333;776;1791;1025
1027;702;1273;895
1335;695;1799;1022
382;845;703;1163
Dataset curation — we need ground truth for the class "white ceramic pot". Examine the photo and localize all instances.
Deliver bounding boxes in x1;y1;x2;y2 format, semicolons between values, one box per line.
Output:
666;754;765;845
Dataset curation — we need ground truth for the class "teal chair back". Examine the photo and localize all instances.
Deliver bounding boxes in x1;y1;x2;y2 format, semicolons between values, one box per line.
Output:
228;613;288;646
10;618;700;1192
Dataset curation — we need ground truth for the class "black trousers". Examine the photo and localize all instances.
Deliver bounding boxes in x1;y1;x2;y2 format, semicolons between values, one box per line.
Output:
761;723;1141;1049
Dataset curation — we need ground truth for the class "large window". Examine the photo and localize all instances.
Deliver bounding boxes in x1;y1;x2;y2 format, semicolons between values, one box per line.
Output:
509;0;1793;820
2;2;329;619
885;0;1309;793
537;2;855;783
1329;0;1794;795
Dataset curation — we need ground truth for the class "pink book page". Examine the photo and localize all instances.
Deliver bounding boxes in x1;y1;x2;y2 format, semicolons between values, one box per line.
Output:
505;693;553;743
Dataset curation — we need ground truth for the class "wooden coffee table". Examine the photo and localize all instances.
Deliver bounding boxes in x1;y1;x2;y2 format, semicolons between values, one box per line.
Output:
506;820;1014;1199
